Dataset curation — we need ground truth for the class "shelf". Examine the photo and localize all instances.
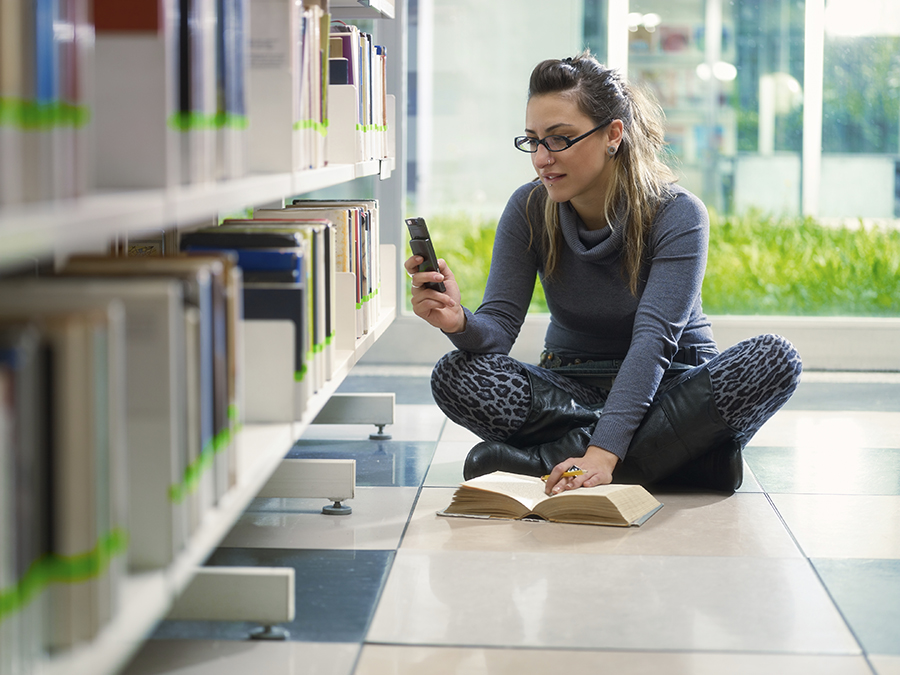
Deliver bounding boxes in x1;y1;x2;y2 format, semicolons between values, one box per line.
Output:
331;0;395;20
42;296;397;675
0;158;394;272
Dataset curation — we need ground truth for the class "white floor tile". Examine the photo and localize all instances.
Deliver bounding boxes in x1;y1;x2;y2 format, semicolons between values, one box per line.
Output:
356;645;873;675
219;487;420;550
367;550;860;654
438;419;481;443
121;640;359;675
871;655;900;675
402;488;802;558
771;494;900;559
748;411;900;450
424;441;470;487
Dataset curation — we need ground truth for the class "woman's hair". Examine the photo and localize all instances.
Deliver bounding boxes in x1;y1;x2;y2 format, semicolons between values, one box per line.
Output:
525;51;675;295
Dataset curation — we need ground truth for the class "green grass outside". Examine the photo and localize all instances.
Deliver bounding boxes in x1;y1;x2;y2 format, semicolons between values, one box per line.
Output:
415;210;900;317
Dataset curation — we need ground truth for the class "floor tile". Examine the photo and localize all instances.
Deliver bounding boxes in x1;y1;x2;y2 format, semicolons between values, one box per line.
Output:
813;559;900;656
747;411;900;450
287;439;437;487
746;446;900;495
301;404;447;443
771;494;900;558
401;487;801;558
438;419;481;443
122;640;359;675
152;549;393;643
784;377;900;412
367;550;859;653
423;440;469;487
220;487;420;550
871;655;900;675
336;373;435;405
355;645;873;675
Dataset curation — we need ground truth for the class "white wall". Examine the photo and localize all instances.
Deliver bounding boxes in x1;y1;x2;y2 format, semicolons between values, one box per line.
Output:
363;313;900;371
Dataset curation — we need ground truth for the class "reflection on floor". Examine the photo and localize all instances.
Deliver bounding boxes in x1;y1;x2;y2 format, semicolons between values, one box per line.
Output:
124;368;900;675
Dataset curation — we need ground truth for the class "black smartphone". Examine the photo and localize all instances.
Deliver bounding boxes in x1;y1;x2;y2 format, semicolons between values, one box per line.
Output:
405;217;446;292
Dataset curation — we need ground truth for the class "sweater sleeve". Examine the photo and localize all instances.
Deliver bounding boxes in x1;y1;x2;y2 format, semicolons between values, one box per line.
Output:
589;189;710;459
445;182;541;355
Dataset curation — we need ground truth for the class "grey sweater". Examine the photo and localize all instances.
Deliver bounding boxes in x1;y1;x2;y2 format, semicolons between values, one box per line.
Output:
446;180;717;459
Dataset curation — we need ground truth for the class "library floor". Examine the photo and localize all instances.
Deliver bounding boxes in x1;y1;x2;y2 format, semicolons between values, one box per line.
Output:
123;367;900;675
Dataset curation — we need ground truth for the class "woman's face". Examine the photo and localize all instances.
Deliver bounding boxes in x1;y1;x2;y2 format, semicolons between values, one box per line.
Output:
524;92;621;221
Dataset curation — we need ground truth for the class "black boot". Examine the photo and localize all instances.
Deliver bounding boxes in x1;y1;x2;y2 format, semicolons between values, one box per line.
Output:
621;366;743;490
662;438;744;492
464;426;594;480
502;371;602;447
464;365;742;491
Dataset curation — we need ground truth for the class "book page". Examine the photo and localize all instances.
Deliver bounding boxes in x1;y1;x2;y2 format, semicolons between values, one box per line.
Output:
460;472;550;511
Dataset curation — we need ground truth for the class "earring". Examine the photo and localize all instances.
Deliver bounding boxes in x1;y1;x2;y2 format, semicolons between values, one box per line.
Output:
607;146;617;157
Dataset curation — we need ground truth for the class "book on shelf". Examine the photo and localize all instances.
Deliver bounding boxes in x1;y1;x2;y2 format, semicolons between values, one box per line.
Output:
285;199;381;334
1;0;92;205
0;325;49;672
248;0;329;173
438;472;663;527
0;303;129;655
327;23;390;164
94;0;247;189
93;0;180;188
0;278;197;573
181;225;318;416
217;0;250;180
60;254;242;565
225;215;336;368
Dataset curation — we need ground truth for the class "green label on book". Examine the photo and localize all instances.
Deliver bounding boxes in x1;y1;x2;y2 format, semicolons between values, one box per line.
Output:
293;119;328;136
169;422;242;504
0;98;91;129
0;529;129;624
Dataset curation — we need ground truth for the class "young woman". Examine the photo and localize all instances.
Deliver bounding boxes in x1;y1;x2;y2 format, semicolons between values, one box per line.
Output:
405;52;802;496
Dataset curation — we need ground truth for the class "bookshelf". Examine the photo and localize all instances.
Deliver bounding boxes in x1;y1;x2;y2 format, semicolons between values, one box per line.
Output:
0;0;404;673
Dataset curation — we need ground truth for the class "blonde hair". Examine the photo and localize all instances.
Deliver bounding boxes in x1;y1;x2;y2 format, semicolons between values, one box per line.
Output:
526;51;675;295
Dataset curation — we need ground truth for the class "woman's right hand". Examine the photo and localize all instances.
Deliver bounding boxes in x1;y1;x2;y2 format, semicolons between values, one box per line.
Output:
404;254;466;334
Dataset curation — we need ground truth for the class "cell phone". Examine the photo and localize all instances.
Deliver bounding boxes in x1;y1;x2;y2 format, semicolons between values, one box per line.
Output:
405;217;446;292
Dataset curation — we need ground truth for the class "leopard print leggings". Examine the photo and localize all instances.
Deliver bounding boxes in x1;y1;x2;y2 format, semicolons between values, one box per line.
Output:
431;334;802;445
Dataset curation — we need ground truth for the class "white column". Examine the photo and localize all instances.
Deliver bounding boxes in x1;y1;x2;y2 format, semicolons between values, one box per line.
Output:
608;0;629;73
416;0;434;213
802;0;825;217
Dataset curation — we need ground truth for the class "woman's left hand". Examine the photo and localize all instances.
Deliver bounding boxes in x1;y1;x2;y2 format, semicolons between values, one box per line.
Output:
544;446;620;495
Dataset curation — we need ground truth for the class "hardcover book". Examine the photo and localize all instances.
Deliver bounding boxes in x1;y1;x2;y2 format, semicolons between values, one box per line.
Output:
439;472;663;527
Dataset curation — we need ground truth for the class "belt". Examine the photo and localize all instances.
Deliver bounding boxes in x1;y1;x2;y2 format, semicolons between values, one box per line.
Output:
539;345;705;370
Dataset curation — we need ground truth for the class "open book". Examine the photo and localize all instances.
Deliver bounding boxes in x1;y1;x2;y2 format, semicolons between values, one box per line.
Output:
438;472;663;527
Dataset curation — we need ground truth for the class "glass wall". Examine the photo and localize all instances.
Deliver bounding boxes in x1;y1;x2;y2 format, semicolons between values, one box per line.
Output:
406;0;900;316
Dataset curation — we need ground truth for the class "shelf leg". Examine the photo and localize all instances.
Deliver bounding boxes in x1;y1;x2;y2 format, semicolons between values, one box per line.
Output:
256;458;356;515
311;392;395;439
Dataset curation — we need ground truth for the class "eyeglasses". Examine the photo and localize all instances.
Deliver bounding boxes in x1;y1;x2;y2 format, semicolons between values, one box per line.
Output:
514;120;611;154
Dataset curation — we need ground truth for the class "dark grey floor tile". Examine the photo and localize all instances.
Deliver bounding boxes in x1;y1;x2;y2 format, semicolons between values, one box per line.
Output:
336;375;434;405
812;558;900;655
744;447;900;495
151;549;394;644
288;439;437;487
784;383;900;412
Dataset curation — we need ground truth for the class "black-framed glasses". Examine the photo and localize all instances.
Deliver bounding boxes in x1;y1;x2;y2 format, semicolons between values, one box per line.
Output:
514;120;611;153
